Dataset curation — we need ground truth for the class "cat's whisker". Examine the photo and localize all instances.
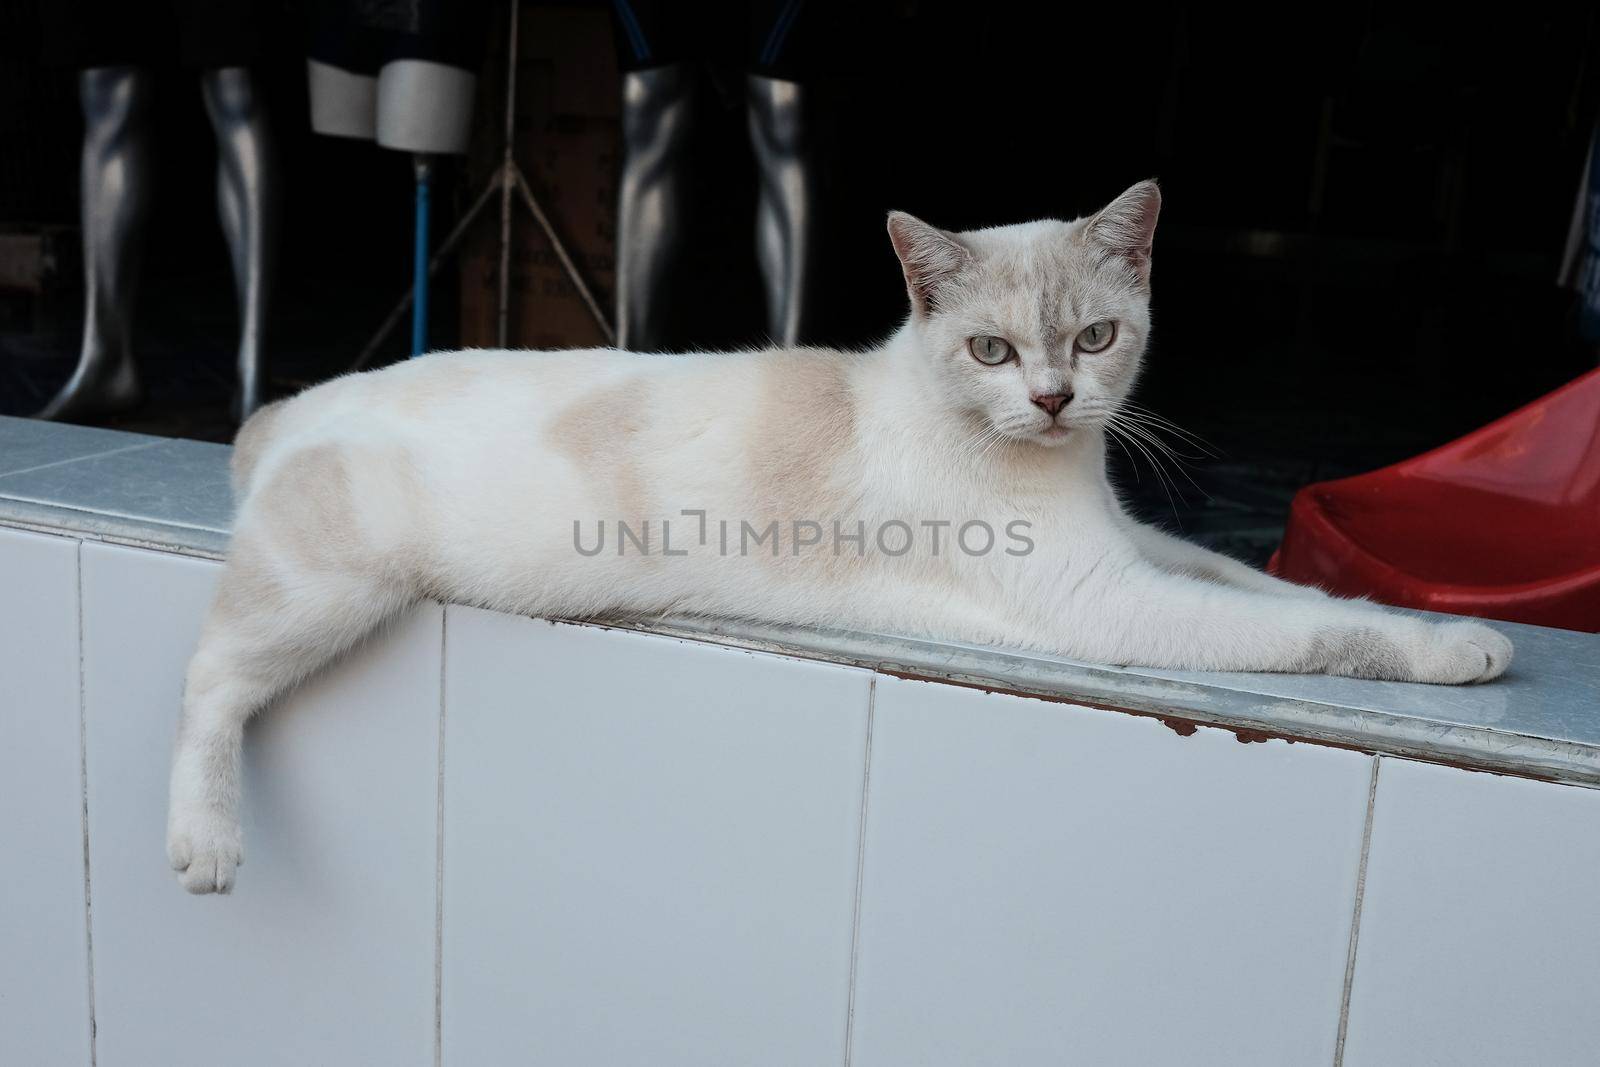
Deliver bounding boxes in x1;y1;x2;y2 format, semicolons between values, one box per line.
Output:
1105;419;1184;517
1108;413;1189;471
1102;403;1209;455
966;424;1008;462
1112;415;1208;462
1101;416;1166;487
1096;421;1144;484
1109;415;1212;503
1115;401;1218;456
1099;403;1210;471
1119;419;1212;462
961;422;1000;452
979;427;1021;466
1102;412;1192;499
962;423;1018;470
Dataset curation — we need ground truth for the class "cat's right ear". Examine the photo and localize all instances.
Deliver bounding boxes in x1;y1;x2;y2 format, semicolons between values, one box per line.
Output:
887;211;971;317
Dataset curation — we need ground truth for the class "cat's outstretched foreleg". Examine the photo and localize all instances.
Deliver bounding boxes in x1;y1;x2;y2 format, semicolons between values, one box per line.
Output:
1124;522;1331;600
1049;558;1510;683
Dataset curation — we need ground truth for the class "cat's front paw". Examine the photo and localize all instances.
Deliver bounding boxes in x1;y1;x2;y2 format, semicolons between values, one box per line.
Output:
1414;620;1514;685
167;813;243;895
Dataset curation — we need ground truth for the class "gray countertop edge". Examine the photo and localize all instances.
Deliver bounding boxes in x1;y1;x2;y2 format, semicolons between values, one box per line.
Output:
4;490;1596;789
0;497;230;559
629;616;1600;787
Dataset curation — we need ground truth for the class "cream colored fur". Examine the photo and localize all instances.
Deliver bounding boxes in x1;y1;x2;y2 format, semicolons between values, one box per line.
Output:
168;182;1512;893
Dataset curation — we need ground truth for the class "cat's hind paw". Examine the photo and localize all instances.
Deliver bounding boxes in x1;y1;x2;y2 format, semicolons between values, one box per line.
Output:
167;816;243;895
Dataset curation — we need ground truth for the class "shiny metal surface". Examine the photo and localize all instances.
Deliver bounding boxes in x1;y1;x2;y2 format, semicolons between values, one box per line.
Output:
37;68;156;422
645;616;1600;786
614;65;695;352
0;436;232;535
202;68;277;420
38;67;278;424
5;412;1599;787
0;415;160;479
746;74;815;346
615;69;819;349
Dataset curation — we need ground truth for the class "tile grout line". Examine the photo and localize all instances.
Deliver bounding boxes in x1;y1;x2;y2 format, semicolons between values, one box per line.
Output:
1333;754;1382;1067
842;674;878;1067
434;607;448;1067
75;539;98;1066
0;440;166;484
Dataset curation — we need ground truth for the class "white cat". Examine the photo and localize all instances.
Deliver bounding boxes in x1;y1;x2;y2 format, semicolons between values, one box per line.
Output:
167;181;1511;893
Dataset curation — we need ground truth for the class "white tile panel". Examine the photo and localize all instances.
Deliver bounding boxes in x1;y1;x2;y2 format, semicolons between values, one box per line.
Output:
849;675;1373;1066
0;529;91;1066
81;544;440;1067
1343;757;1600;1066
441;608;872;1067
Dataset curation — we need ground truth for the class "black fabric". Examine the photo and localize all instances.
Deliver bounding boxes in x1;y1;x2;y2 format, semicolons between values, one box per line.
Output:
307;0;488;77
42;0;270;69
610;0;817;82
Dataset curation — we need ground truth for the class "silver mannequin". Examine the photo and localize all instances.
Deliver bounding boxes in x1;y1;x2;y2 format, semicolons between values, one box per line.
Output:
614;66;694;352
615;67;817;351
39;66;278;423
746;74;815;349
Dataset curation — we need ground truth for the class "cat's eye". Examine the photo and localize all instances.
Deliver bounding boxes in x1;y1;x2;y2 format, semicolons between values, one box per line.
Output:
1076;321;1116;353
968;336;1016;366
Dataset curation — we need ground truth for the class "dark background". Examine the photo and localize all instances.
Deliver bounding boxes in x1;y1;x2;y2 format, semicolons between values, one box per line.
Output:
2;1;1597;560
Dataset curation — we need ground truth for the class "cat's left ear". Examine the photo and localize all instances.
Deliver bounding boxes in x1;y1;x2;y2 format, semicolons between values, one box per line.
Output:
1085;180;1161;282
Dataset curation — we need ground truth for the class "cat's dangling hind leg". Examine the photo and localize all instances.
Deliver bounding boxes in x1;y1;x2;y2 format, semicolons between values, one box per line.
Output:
167;444;423;893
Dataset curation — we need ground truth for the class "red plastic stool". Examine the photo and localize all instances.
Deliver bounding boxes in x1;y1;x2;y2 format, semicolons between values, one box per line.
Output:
1269;368;1600;632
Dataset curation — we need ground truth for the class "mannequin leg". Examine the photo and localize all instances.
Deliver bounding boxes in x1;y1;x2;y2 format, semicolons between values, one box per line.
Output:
615;65;694;352
37;67;156;422
201;68;278;420
746;74;816;347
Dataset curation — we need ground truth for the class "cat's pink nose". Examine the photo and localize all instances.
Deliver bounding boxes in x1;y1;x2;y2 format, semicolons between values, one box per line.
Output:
1031;392;1073;417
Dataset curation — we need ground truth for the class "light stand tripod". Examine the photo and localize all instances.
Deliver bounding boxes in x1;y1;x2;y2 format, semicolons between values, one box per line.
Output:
352;0;615;372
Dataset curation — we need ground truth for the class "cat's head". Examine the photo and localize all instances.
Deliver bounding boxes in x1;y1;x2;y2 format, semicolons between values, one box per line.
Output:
887;180;1160;448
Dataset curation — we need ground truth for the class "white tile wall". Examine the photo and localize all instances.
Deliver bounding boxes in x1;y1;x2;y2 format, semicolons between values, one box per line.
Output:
848;676;1374;1067
1342;757;1600;1066
440;607;872;1067
80;544;441;1067
0;529;90;1067
5;526;1595;1067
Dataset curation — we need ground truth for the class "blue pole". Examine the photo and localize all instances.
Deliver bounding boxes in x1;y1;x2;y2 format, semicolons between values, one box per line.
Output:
411;155;432;357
